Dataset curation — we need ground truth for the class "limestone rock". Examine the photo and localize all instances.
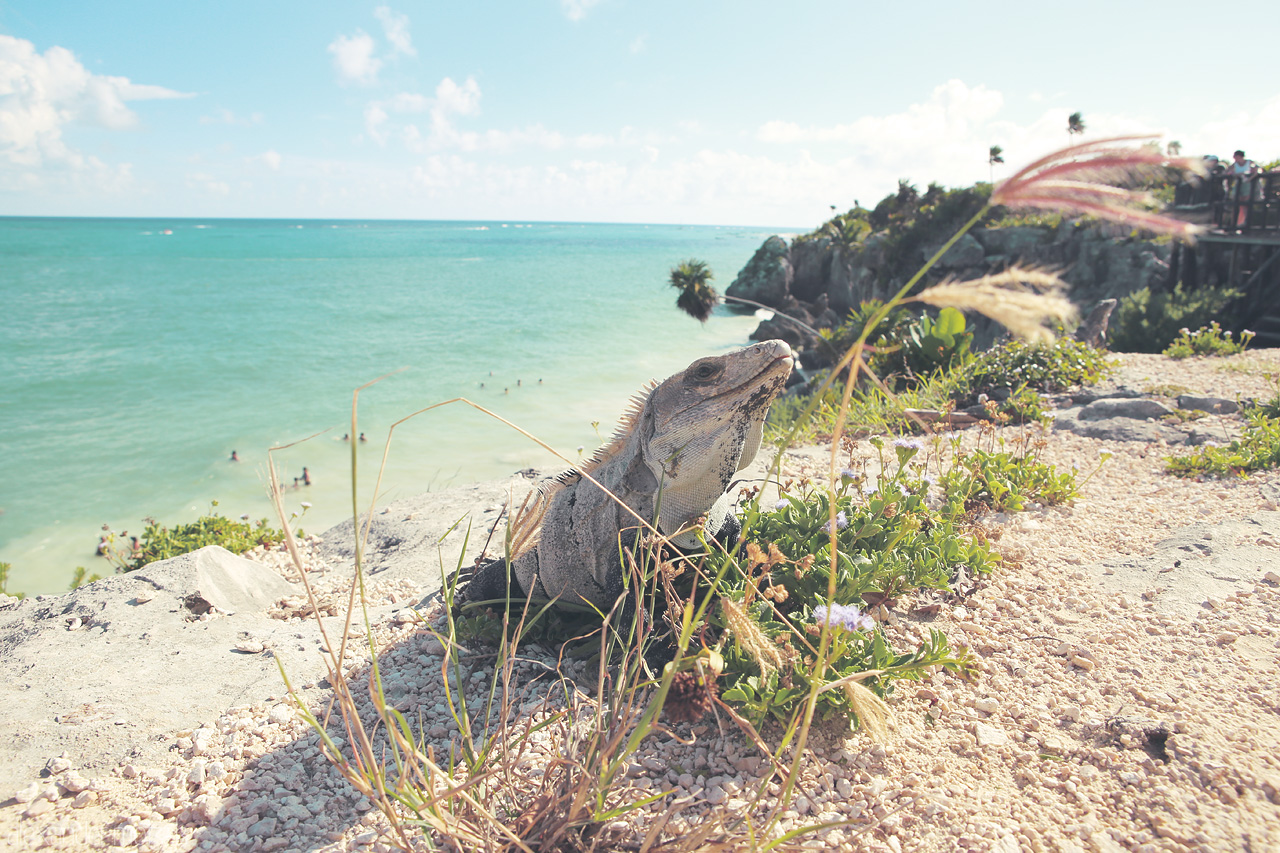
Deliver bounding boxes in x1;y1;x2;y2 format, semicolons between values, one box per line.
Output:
1077;398;1175;421
1176;394;1238;414
920;233;984;269
726;235;792;308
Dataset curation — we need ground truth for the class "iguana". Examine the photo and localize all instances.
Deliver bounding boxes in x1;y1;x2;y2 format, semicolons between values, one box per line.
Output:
454;339;794;612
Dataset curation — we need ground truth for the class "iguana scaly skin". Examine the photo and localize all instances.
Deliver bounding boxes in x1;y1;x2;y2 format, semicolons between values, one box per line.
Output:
456;340;794;611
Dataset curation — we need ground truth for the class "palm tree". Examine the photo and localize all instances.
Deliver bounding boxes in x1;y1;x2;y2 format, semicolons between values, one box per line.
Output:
1167;140;1182;156
988;145;1004;183
1067;111;1086;139
669;259;719;323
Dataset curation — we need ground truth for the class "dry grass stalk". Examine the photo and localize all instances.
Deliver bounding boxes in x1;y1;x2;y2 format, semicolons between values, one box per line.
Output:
721;597;789;677
915;266;1077;342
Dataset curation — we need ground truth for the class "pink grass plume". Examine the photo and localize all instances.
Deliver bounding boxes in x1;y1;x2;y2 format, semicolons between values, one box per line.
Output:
992;135;1204;241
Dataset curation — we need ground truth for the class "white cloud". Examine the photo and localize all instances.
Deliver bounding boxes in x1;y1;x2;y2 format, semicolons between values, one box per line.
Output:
0;34;189;192
374;6;416;57
561;0;602;22
434;76;481;117
1186;93;1280;161
253;150;282;170
630;34;647;55
328;30;382;85
757;80;1005;146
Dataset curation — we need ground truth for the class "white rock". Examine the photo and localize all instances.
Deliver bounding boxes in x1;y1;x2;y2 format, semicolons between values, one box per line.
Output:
1216;632;1239;645
975;722;1009;747
1264;570;1280;584
24;799;53;817
72;790;98;808
268;703;294;725
139;824;174;852
104;824;139;846
46;756;72;775
974;697;999;714
1069;654;1096;672
235;639;265;654
1062;705;1082;723
58;771;90;794
188;760;207;786
14;781;39;803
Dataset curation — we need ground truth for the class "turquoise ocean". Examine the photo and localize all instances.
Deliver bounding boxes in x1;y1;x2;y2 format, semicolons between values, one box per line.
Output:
0;217;794;595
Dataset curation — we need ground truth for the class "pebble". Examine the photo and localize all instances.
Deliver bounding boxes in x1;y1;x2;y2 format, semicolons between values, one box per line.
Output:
104;824;139;846
236;639;266;654
46;756;72;775
974;697;999;714
1215;632;1239;645
58;771;90;794
974;723;1009;747
1069;654;1096;672
1264;570;1280;584
24;798;54;817
14;781;39;803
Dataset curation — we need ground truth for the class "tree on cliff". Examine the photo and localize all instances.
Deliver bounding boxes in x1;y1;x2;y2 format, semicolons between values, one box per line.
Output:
1068;111;1086;139
669;259;719;323
1167;140;1182;156
988;145;1004;183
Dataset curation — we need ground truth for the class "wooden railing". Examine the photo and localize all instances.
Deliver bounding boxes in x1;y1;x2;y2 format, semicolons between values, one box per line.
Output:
1214;173;1280;235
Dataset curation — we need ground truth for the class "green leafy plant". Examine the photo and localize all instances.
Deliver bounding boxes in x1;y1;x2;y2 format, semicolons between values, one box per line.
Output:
69;567;102;590
908;307;972;368
0;562;23;600
1162;322;1255;358
964;337;1110;394
1109;283;1241;353
1166;411;1280;477
101;501;291;572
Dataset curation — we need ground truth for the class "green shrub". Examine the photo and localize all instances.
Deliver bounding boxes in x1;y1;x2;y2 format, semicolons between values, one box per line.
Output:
1109;283;1241;353
940;447;1078;513
0;562;22;600
964;337;1111;393
1166;411;1280;477
102;501;290;572
1162;322;1255;358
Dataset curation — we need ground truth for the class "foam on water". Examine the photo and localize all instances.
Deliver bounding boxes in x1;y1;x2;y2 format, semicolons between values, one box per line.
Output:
0;217;787;594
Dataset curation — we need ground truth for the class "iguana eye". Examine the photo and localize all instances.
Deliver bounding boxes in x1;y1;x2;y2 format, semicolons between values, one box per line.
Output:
689;361;722;383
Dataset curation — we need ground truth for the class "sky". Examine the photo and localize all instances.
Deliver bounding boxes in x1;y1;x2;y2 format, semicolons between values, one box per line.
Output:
2;1;1278;228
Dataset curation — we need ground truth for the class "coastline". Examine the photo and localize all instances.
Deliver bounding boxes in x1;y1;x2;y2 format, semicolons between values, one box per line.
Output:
0;218;773;596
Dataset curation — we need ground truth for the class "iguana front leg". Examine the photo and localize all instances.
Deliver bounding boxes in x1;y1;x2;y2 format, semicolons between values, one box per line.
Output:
450;556;527;613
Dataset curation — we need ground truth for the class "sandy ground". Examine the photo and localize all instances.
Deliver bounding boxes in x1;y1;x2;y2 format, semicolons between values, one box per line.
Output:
3;350;1279;852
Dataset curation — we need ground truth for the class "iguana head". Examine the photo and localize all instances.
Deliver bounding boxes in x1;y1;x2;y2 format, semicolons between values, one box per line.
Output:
642;339;794;543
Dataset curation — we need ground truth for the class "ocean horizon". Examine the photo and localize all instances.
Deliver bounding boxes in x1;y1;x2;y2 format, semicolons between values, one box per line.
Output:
0;216;798;595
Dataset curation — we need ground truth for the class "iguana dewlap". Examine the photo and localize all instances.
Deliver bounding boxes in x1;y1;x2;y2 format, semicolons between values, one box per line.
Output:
456;339;794;611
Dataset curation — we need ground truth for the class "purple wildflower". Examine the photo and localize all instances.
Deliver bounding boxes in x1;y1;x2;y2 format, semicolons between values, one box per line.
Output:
774;498;790;510
815;602;875;632
821;510;848;534
892;437;923;450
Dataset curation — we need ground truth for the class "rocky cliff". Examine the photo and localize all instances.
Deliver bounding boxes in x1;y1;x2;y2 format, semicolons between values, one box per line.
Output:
727;219;1181;362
